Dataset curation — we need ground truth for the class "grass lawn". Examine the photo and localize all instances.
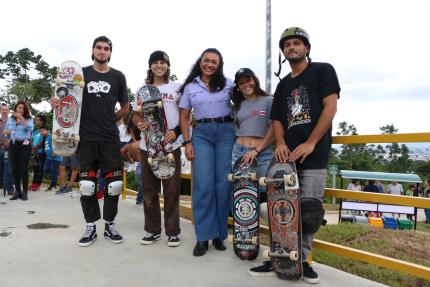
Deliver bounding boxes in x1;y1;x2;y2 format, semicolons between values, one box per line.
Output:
313;223;430;287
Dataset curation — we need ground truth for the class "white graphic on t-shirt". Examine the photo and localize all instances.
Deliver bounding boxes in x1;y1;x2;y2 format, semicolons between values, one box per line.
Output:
87;81;111;97
287;85;311;129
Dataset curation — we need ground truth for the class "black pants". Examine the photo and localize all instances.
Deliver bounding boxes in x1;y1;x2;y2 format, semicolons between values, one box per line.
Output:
9;141;32;194
31;155;45;184
78;141;123;223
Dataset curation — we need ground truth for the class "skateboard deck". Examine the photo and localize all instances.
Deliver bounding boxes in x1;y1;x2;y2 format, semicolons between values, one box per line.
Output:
260;157;302;280
136;85;175;179
52;60;84;157
228;156;259;261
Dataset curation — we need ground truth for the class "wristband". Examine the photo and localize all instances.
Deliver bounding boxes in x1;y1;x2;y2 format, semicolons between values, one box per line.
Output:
182;140;192;146
253;147;260;154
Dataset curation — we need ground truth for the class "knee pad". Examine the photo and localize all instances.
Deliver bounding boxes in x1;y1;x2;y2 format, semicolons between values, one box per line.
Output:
79;171;97;196
104;169;123;196
301;197;326;234
259;202;268;222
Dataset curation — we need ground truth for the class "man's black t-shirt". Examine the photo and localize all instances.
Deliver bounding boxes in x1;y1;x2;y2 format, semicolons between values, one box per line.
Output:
270;62;340;170
80;66;128;141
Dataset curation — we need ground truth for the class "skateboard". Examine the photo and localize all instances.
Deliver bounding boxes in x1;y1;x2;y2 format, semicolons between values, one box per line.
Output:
259;157;302;280
136;85;175;179
52;60;84;157
227;156;259;261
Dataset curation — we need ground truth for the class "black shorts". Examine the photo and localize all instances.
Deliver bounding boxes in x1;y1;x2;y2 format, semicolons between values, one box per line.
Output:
78;141;122;174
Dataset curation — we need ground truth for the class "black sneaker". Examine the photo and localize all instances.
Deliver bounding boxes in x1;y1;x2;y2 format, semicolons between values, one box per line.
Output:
78;225;97;247
140;232;161;245
104;223;124;244
302;262;320;284
167;235;181;247
56;186;66;194
248;261;274;277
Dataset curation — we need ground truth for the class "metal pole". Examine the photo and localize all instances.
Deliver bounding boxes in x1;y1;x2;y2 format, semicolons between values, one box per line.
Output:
332;173;336;204
265;0;272;95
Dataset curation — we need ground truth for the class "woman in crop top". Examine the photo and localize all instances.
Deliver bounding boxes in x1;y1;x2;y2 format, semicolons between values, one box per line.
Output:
231;68;274;196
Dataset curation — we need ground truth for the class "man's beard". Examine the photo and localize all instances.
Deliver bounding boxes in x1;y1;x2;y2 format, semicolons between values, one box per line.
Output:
287;55;306;65
94;56;109;64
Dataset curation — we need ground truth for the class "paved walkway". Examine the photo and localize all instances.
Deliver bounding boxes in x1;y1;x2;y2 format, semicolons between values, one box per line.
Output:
0;191;387;287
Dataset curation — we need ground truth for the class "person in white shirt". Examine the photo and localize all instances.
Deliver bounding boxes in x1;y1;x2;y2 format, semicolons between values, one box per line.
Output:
387;181;403;195
133;51;182;247
347;179;361;191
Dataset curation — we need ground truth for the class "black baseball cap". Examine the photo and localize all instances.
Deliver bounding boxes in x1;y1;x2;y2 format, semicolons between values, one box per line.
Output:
92;35;112;50
148;50;170;67
234;68;256;83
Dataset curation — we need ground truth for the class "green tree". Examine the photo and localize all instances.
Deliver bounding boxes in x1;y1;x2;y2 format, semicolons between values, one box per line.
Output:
0;48;57;112
334;121;382;171
380;124;411;173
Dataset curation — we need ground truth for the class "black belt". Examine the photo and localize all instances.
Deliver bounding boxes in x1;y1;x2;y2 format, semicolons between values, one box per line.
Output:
196;116;233;124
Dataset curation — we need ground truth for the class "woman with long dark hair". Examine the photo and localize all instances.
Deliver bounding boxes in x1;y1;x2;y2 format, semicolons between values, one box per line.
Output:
231;67;274;196
179;48;235;256
4;100;34;200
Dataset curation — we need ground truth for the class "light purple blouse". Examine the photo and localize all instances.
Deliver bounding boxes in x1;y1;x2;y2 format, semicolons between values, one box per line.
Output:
179;77;234;120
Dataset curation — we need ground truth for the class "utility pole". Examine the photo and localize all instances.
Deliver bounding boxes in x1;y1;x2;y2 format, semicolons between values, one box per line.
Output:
265;0;272;95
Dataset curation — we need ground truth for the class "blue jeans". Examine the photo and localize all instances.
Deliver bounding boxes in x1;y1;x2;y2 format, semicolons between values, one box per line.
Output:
425;209;430;223
44;159;61;188
192;122;235;241
298;169;327;262
1;150;14;192
231;142;273;193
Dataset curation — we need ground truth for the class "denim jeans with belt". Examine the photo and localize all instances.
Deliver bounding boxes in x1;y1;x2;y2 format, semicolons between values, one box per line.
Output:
191;122;235;241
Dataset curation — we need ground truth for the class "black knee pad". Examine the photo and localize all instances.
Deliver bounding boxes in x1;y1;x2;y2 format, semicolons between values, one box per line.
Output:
301;197;325;234
104;169;123;196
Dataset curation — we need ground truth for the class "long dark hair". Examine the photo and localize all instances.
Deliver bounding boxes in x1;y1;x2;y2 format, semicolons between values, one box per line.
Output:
145;68;170;85
231;75;269;111
179;48;226;94
13;100;31;120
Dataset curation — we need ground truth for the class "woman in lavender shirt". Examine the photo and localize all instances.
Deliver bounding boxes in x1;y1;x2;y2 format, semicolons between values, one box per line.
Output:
179;48;235;256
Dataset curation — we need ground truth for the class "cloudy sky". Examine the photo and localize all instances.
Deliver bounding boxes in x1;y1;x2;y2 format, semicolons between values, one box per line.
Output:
2;0;429;135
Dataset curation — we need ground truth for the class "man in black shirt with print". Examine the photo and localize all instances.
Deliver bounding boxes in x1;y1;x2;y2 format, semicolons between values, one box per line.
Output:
248;27;340;284
52;36;129;247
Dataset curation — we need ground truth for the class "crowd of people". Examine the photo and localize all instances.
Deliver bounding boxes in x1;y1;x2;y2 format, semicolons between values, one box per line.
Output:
1;27;342;283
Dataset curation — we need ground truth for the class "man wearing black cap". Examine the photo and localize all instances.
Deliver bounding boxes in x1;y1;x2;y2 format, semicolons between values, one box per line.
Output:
52;35;129;247
248;27;340;284
131;50;182;247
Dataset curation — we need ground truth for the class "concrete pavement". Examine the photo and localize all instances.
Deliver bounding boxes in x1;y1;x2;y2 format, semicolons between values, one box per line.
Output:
0;191;387;287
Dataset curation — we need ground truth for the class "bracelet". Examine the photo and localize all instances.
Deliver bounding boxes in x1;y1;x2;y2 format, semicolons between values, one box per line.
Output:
253;147;260;154
182;140;192;146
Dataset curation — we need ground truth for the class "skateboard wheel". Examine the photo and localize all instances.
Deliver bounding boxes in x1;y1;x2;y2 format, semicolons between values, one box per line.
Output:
259;177;267;187
227;234;233;243
136;105;142;112
284;174;296;186
74;135;80;142
290;251;299;261
250;173;257;181
251;236;258;245
263;249;270;259
52;134;58;141
227;173;234;182
148;157;153;165
79;81;85;88
157;101;163;109
167;153;174;162
56;79;62;86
